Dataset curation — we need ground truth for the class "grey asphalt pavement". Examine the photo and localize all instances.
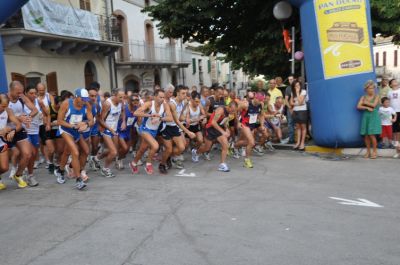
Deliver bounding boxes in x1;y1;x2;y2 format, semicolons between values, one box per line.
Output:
0;151;399;265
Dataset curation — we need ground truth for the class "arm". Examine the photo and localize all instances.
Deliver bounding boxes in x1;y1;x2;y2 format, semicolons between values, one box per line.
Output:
162;102;173;123
211;108;229;136
133;102;152;118
169;102;195;138
357;97;372;111
20;94;38;118
57;101;75;129
120;104;126;130
392;112;397;123
2;108;22;142
98;101;114;132
363;96;380;108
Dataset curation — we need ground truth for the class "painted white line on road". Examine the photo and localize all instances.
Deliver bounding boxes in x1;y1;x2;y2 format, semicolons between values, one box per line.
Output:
329;197;383;208
175;169;197;178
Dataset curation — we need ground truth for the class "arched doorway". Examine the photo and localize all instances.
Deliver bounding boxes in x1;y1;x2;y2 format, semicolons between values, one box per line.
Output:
145;21;155;61
84;61;97;89
154;69;161;87
113;10;129;61
171;70;177;87
124;75;140;93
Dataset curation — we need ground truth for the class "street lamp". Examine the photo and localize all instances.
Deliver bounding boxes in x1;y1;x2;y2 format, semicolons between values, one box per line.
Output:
273;1;295;75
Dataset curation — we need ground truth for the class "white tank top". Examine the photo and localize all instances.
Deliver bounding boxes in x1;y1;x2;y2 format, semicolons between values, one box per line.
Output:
0;110;8;147
8;98;26;129
166;98;184;126
24;99;43;134
144;101;164;130
189;104;201;125
105;97;122;131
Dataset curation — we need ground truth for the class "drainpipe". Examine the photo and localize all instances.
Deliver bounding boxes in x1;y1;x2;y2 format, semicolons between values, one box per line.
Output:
105;0;114;89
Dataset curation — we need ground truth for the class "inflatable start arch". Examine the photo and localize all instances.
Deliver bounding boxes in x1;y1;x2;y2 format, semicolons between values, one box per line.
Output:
289;0;376;147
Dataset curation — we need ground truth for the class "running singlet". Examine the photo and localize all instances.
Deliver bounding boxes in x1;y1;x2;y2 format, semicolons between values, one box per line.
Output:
165;98;184;127
208;96;225;114
241;101;261;126
189;104;201;126
49;102;58;129
118;104;137;131
206;107;229;129
142;101;164;131
8;98;26;129
60;98;87;131
24;98;42;135
105;98;122;131
0;110;8;147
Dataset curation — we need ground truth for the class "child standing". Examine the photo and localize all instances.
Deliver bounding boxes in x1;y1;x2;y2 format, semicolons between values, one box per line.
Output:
378;97;396;149
358;80;382;159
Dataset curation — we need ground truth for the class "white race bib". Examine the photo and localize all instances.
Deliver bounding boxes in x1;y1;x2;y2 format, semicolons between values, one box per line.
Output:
69;114;82;125
249;114;258;124
127;117;135;126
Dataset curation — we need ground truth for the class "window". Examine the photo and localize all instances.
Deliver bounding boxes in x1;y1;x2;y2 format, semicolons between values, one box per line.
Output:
192;58;196;74
375;52;379;66
84;61;97;89
395;50;398;67
145;0;150;7
80;0;91;11
383;51;387;66
207;60;211;73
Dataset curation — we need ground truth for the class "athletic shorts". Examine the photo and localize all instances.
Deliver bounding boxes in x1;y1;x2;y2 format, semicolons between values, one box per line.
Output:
59;127;80;142
39;125;47;144
381;125;393;139
8;129;28;148
228;119;235;127
90;124;100;137
118;129;131;141
205;127;223;141
265;119;281;130
189;124;201;134
393;113;400;133
0;144;8;153
28;134;40;148
101;129;116;138
161;125;181;140
242;122;260;131
138;125;158;138
81;130;91;140
46;128;60;140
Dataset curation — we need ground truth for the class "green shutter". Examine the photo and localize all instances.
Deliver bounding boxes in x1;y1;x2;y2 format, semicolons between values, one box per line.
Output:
207;60;211;73
192;58;196;74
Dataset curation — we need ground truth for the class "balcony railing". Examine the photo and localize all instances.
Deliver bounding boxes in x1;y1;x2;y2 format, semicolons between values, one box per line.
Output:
117;41;191;65
2;11;122;43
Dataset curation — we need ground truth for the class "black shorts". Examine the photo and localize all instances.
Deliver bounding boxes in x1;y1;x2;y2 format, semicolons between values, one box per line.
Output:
39;125;47;144
293;110;308;124
161;125;181;140
228;119;235;127
243;122;260;131
188;124;201;134
393;113;400;133
46;129;61;140
206;127;223;141
8;129;28;148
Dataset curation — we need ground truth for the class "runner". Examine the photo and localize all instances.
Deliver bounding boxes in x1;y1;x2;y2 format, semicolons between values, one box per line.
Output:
98;88;126;178
191;101;238;172
116;94;139;170
130;89;172;175
160;85;195;171
24;86;47;186
87;85;102;171
7;81;38;188
0;94;22;190
234;92;266;168
46;95;63;174
186;91;206;149
55;88;93;190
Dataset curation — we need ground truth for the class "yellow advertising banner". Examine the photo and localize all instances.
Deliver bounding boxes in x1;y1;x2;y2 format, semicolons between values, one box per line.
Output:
314;0;373;79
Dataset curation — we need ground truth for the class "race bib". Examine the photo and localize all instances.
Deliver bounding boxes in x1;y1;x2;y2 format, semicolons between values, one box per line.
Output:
69;114;82;125
127;117;135;126
249;114;258;124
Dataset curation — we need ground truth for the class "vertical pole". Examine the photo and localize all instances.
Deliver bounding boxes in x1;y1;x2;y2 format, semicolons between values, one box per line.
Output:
229;62;233;90
291;26;295;75
0;36;7;93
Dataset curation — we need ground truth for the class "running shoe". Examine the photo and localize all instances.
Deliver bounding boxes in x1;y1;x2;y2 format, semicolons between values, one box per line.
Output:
48;163;55;174
8;166;16;179
116;159;124;170
241;147;246;157
244;158;253;169
393;153;400;159
144;163;154;175
39;156;45;164
45;161;50;169
191;149;199;163
265;141;275;151
218;163;230;172
65;165;75;178
12;175;27;188
166;157;172;169
137;159;144;166
253;145;264;156
26;175;39;187
130;162;139;174
172;158;184;169
158;164;167;174
55;168;66;184
176;154;185;162
203;152;211;161
280;137;290;144
75;178;87;190
233;148;240;159
81;170;89;182
100;167;115;178
0;178;6;190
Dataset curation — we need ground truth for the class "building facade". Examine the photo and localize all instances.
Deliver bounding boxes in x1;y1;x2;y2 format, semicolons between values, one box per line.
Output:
373;35;400;81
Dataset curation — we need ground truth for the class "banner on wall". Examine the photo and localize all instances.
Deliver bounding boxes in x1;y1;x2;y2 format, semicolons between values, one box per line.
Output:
314;0;373;79
22;0;101;41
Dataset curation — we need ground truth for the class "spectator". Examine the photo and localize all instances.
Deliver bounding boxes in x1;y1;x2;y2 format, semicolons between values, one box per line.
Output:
266;96;288;144
290;80;308;151
268;79;283;105
357;80;381;159
285;75;295;143
378;97;396;149
379;76;390;98
387;79;400;146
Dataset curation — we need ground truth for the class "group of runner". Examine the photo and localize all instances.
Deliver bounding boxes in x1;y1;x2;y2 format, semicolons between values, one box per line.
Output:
0;81;286;191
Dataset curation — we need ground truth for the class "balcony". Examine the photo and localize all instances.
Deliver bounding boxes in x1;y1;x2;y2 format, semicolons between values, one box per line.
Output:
116;41;191;69
0;8;122;56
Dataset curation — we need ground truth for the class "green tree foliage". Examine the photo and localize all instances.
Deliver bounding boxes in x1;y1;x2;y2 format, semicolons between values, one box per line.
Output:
144;0;400;77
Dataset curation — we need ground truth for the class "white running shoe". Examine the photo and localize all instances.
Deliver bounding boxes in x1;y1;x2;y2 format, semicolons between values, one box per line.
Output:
101;167;115;178
8;166;16;179
116;159;124;170
191;149;199;163
33;160;40;169
393;153;400;159
218;163;230;172
203;152;211;161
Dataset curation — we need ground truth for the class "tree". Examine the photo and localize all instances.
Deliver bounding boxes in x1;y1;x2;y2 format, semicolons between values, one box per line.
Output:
144;0;400;77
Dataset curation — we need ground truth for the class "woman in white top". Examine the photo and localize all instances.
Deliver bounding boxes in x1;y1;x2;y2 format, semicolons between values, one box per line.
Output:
290;80;308;151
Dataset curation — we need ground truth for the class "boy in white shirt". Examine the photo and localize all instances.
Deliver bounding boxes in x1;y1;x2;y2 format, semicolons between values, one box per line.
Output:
379;97;396;149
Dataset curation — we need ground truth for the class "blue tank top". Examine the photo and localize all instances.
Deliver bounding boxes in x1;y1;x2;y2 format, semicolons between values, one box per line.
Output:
62;98;87;130
118;104;137;132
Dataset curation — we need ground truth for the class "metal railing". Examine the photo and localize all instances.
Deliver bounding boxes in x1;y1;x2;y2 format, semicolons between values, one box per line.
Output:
2;10;122;42
117;41;192;64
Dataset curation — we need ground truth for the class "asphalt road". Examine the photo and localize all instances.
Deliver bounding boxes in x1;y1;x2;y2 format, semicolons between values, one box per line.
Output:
0;150;399;265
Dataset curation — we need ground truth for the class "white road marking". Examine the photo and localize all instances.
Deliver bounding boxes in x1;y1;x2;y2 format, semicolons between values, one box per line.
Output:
329;197;383;208
175;169;197;178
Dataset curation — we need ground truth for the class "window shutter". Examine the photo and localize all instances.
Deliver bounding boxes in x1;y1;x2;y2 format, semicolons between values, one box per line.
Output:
395;50;398;67
192;58;196;74
207;60;211;73
11;72;26;87
383;51;387;66
46;72;58;95
375;53;379;66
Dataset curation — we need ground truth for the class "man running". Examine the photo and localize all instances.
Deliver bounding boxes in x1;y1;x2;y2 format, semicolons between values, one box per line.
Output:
130;89;172;175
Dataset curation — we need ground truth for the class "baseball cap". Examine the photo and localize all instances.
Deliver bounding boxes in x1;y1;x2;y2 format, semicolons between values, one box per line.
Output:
74;88;90;102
